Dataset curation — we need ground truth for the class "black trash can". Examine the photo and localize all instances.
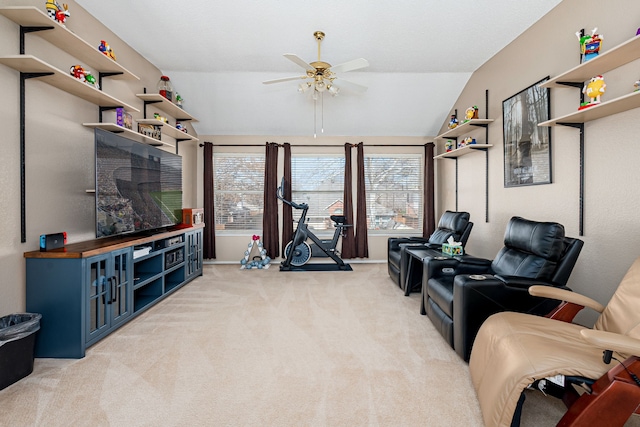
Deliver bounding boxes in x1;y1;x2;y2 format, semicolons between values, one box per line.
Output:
0;313;41;390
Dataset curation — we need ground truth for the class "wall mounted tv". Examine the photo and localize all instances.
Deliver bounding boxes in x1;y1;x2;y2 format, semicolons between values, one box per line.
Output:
95;128;183;238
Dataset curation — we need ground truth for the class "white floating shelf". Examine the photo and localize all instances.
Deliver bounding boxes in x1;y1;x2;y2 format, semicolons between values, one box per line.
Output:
539;90;640;126
0;6;139;80
434;144;493;159
137;119;199;142
542;35;640;88
0;55;140;111
435;119;494;140
136;93;198;122
82;122;175;147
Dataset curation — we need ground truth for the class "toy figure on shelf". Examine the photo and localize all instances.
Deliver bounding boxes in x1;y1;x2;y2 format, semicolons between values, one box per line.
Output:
98;40;116;61
448;114;458;129
45;1;69;26
579;75;606;109
634;79;640;92
176;122;188;133
175;93;184;108
463;106;479;123
457;137;476;149
154;113;168;123
69;65;99;89
445;140;454;152
576;28;602;63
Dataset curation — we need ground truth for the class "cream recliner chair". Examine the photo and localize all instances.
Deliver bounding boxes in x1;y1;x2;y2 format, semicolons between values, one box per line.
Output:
470;256;640;427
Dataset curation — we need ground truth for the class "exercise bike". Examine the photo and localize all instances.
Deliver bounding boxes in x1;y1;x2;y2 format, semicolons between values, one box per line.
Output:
277;178;351;271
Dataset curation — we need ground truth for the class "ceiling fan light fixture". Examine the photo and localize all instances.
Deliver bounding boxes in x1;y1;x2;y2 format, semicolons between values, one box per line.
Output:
298;82;311;93
263;30;369;136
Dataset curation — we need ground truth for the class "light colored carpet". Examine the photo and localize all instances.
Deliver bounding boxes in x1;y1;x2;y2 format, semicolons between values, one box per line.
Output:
0;263;637;426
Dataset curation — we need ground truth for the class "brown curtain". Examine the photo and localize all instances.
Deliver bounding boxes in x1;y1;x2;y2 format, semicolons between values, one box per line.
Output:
423;142;436;238
281;143;293;255
202;142;216;259
262;142;280;258
341;143;355;258
354;142;369;258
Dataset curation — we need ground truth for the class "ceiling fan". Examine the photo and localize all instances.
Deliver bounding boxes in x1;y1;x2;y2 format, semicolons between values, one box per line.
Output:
263;31;369;97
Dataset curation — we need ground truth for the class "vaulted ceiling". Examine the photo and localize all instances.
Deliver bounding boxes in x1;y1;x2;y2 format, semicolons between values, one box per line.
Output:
76;0;563;137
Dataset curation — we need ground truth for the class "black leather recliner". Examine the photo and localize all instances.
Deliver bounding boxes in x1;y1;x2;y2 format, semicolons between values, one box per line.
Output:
387;211;473;289
421;216;584;361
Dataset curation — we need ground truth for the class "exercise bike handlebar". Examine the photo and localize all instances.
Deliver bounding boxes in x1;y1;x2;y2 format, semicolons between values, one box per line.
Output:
277;178;308;210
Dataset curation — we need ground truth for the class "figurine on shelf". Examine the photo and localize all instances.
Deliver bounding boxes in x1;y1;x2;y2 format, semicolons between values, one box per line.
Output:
154;113;169;123
175;93;184;109
463;106;479;123
634;79;640;92
98;40;116;61
84;72;99;88
579;75;606;109
448;114;459;129
45;1;69;26
69;65;99;89
576;28;602;63
445;140;454;152
176;122;188;133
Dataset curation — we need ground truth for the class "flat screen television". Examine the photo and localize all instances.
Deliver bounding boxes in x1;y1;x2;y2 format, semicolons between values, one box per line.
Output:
95;128;182;238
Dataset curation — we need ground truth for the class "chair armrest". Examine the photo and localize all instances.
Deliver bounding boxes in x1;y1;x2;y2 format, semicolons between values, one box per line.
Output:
424;255;491;281
457;255;492;267
581;329;640;356
452;275;561;361
529;285;605;313
493;275;557;289
388;237;428;252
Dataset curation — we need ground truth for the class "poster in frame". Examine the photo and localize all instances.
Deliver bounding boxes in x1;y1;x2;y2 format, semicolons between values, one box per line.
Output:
503;77;552;187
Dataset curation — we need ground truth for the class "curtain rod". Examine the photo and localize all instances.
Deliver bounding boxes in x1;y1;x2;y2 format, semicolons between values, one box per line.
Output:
199;143;432;148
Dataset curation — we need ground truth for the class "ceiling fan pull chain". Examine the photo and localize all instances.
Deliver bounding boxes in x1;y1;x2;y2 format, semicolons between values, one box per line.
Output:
314;97;317;139
321;91;325;134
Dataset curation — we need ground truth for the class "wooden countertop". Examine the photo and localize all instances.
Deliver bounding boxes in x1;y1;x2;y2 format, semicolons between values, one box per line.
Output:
24;224;205;259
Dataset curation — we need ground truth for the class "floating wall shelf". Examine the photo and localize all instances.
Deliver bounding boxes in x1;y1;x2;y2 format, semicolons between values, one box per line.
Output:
136;93;198;122
82;123;174;147
0;55;139;111
434;119;494;140
541;35;640;89
0;6;139;81
538;33;640;236
539;90;640;126
137;119;199;142
434;144;493;159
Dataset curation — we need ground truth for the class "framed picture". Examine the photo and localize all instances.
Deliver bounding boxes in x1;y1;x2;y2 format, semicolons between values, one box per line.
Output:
503;77;552;187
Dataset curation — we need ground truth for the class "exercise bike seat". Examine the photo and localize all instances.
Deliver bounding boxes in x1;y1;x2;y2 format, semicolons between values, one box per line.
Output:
330;215;347;225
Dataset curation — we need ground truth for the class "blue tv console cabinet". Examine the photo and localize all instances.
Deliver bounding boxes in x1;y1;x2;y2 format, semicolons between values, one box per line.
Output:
24;224;204;358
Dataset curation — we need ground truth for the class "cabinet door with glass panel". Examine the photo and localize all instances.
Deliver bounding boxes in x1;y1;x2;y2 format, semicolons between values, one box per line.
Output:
85;248;133;346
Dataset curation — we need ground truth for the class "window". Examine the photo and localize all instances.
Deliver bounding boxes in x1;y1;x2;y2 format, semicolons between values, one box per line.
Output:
364;155;423;232
214;154;264;232
291;156;345;233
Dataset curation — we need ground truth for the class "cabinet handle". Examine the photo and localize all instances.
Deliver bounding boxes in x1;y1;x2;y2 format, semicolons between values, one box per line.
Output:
105;277;111;305
111;275;118;303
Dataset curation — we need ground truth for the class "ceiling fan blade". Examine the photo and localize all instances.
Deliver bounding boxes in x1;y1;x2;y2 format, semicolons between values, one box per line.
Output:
283;54;316;72
263;75;307;84
335;78;368;93
329;58;369;74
